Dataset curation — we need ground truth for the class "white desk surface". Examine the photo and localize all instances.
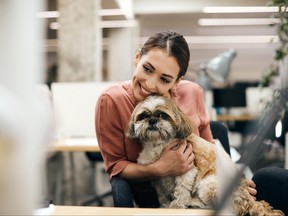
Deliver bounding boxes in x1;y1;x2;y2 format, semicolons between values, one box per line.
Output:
53;205;229;215
48;138;100;152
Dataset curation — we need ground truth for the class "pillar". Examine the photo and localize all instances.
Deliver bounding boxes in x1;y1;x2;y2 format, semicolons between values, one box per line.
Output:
57;0;102;81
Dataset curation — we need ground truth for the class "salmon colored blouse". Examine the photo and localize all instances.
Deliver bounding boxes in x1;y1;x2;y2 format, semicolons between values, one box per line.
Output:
95;80;213;179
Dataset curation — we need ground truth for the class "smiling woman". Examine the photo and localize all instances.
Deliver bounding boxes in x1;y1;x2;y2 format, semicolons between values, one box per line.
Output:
95;30;219;207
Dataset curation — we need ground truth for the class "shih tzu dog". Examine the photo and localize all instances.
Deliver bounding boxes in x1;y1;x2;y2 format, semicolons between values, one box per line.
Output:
127;95;284;216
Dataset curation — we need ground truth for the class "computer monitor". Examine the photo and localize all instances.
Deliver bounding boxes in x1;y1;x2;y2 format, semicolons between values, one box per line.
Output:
51;82;117;138
212;87;247;109
212;82;259;109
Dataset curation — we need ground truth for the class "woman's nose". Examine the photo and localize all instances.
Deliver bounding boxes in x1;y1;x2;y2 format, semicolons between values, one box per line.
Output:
145;77;158;91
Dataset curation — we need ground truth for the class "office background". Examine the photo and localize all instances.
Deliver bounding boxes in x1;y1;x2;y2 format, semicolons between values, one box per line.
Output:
44;0;280;85
41;0;286;206
1;0;286;212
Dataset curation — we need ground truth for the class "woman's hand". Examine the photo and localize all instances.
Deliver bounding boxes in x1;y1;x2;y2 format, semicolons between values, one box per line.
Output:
120;139;194;181
247;178;257;200
156;139;195;177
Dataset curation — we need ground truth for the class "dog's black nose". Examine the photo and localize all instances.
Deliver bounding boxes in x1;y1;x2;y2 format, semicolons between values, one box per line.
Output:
149;118;157;125
148;118;158;130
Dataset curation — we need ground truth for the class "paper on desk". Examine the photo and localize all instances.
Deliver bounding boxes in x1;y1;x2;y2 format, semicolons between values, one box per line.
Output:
64;137;98;146
33;204;55;216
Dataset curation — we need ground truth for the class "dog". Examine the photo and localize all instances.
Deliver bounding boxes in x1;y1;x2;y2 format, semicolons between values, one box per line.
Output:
127;95;284;216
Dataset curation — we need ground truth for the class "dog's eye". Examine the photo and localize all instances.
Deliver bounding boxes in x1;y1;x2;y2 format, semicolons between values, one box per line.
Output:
136;112;150;121
158;112;169;120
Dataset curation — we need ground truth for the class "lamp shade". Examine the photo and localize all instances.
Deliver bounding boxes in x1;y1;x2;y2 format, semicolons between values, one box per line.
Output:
205;49;237;83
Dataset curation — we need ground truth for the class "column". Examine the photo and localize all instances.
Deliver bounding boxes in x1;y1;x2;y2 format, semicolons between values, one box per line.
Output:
57;0;102;81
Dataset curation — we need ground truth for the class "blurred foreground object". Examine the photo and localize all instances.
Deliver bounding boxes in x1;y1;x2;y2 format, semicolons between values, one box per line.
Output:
0;0;49;214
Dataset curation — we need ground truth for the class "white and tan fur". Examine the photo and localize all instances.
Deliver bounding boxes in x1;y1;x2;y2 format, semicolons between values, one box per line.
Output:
127;95;284;216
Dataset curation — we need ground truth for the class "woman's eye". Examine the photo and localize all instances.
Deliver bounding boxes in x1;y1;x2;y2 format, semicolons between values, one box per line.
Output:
161;77;170;84
143;65;151;72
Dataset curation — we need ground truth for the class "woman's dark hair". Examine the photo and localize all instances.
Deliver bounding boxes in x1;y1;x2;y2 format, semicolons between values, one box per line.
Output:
139;30;190;80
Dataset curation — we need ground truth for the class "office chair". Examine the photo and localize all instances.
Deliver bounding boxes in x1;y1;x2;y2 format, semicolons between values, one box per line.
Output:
110;121;230;207
82;152;112;206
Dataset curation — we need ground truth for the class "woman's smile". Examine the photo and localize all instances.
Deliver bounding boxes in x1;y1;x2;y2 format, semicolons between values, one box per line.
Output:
140;84;153;96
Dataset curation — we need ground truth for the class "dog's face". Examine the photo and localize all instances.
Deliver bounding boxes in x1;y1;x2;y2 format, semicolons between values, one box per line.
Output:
127;95;193;143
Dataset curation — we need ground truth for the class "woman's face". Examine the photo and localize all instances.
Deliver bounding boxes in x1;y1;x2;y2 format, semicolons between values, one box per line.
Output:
132;48;181;102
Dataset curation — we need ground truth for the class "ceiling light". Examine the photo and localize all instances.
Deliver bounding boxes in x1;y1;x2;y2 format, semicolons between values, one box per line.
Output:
99;20;138;28
99;9;124;16
140;35;278;44
47;20;138;29
183;35;278;44
37;11;59;18
203;6;280;13
198;18;279;26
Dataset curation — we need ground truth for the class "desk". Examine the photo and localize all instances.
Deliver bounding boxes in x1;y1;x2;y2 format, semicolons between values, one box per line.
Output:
53;205;227;215
216;113;257;138
217;113;255;122
48;138;100;205
49;138;100;152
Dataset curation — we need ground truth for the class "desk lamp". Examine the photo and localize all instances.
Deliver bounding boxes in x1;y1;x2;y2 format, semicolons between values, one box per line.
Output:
193;49;237;90
205;49;237;83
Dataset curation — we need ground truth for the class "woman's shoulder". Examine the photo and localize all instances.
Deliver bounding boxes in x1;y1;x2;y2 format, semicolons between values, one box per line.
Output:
97;80;135;106
177;80;204;95
100;80;131;98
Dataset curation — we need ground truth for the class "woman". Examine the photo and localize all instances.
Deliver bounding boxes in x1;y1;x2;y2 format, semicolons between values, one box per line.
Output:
95;30;256;207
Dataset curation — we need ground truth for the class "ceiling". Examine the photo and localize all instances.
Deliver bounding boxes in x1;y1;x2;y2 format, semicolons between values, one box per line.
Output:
46;0;274;38
45;0;279;82
103;0;271;14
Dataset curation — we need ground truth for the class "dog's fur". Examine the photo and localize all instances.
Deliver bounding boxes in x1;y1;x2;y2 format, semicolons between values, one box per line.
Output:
127;95;284;216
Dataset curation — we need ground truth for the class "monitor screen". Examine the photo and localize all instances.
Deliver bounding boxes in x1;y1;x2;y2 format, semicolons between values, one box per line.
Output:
212;87;247;108
212;82;259;108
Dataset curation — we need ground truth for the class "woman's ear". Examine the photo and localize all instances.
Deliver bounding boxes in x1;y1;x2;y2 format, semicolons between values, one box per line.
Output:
171;76;183;89
176;76;184;83
134;49;141;66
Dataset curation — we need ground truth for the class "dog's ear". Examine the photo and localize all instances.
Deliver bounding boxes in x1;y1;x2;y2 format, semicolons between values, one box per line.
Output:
126;122;136;140
169;100;194;139
126;114;141;140
176;114;193;139
126;101;144;140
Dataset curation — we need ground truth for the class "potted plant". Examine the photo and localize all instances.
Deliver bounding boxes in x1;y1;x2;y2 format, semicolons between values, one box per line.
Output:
260;0;288;88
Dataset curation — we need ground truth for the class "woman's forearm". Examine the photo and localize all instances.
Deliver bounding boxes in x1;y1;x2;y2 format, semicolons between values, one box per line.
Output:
120;162;163;182
120;140;194;182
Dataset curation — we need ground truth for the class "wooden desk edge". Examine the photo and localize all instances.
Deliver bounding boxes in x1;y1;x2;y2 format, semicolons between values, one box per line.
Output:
217;113;256;122
48;139;100;152
53;205;232;215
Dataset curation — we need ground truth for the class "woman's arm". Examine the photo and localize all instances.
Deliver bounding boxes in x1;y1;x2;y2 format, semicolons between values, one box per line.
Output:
120;140;194;181
96;90;195;182
95;93;131;177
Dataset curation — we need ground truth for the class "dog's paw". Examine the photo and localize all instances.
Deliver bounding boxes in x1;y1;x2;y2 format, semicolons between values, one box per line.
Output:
169;200;187;209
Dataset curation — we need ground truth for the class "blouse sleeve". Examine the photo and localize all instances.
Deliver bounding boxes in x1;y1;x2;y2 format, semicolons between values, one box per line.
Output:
95;94;131;178
196;86;214;143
